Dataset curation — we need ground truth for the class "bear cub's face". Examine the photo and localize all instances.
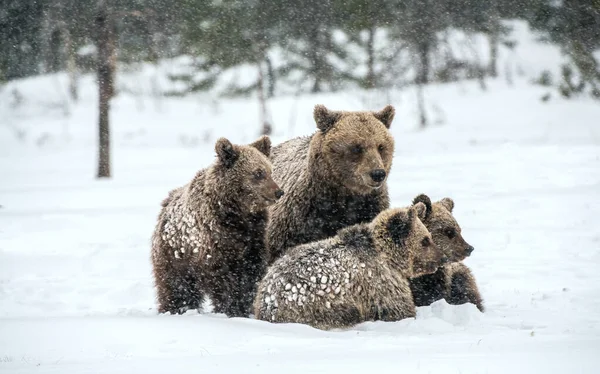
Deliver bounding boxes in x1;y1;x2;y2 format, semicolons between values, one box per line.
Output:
412;194;474;263
378;203;446;277
215;136;284;212
313;105;396;194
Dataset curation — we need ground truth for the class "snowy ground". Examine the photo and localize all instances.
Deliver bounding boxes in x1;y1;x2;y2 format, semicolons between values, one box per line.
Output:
1;22;600;373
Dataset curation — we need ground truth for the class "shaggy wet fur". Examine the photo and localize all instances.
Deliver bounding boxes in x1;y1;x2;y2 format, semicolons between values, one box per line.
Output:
254;203;446;330
266;104;396;264
408;194;484;312
151;136;283;317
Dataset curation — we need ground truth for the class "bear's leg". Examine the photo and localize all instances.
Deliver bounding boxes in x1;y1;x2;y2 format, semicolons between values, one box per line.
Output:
448;267;484;312
156;269;204;315
238;278;259;317
372;294;416;322
240;250;267;316
211;292;248;317
409;269;447;307
297;304;363;330
208;270;249;318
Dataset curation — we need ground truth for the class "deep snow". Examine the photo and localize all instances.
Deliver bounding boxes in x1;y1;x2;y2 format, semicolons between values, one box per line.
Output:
1;20;600;373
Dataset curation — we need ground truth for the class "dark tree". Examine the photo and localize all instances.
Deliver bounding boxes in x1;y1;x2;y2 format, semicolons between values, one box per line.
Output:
391;0;450;85
447;0;505;77
179;0;280;133
96;0;116;179
0;0;46;80
335;0;397;88
275;0;348;93
531;0;600;97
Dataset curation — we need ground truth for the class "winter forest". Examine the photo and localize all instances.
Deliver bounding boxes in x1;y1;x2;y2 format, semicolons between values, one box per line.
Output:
1;0;600;373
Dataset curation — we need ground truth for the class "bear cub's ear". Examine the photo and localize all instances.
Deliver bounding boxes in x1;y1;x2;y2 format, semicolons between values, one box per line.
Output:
412;202;427;221
314;104;342;132
372;105;395;129
412;194;432;220
249;135;271;157
215;137;239;168
439;197;455;213
386;210;412;245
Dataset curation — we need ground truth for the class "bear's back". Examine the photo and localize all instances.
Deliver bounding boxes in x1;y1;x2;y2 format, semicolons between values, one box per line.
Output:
270;135;312;189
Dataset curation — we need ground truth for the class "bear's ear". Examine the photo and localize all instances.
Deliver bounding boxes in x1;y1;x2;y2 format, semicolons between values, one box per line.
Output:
412;202;427;221
386;210;412;245
439;197;455;213
372;105;395;129
249;135;271;157
412;194;432;220
314;104;342;132
215;137;239;168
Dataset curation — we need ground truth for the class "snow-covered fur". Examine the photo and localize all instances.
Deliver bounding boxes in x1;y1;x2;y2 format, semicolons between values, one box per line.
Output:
151;136;283;317
408;194;484;312
254;203;446;330
265;104;396;264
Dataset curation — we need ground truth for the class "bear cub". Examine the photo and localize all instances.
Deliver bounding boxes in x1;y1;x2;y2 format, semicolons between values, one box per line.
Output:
254;203;447;330
408;194;484;312
151;136;284;317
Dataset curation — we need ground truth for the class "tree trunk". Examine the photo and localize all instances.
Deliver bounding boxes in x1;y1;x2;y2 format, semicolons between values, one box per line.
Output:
63;27;79;102
416;40;430;85
417;83;427;129
308;26;324;93
366;23;376;89
310;53;322;93
488;22;499;78
265;56;275;98
40;9;52;74
96;0;114;179
257;58;272;136
146;13;159;63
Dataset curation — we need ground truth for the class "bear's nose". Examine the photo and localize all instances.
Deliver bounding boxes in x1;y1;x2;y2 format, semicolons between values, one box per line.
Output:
465;246;474;256
275;189;284;199
370;169;386;183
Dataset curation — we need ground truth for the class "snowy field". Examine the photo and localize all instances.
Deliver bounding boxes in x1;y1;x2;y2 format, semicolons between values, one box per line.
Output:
1;22;600;373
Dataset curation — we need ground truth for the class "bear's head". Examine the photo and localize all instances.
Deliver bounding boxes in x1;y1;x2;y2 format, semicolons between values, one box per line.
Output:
372;204;446;277
310;104;395;194
214;136;284;212
411;194;474;262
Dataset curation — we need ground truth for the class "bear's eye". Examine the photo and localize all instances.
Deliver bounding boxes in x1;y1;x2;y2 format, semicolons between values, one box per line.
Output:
421;237;432;247
378;144;385;153
350;144;363;155
254;169;266;180
445;228;456;239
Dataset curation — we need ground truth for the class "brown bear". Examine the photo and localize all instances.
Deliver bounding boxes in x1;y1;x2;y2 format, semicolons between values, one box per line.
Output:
266;104;396;264
254;203;447;330
151;136;284;317
408;194;484;312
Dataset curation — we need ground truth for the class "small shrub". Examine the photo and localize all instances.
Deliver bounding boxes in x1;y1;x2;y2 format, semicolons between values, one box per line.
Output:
533;70;553;86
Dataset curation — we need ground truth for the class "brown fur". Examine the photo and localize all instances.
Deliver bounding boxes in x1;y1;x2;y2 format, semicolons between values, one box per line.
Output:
408;194;484;312
254;203;447;330
151;136;283;317
266;104;396;263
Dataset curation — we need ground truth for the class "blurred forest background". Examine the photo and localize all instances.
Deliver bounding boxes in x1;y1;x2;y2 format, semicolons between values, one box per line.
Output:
1;0;599;97
1;0;599;178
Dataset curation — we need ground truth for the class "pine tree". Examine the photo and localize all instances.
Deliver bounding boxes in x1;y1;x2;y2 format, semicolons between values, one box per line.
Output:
390;0;451;85
335;0;397;88
275;0;349;92
96;0;116;179
0;0;47;80
531;0;600;98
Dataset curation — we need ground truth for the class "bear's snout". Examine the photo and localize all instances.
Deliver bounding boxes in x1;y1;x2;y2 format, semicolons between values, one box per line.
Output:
465;245;474;256
275;189;284;199
370;169;386;183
